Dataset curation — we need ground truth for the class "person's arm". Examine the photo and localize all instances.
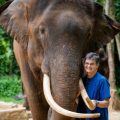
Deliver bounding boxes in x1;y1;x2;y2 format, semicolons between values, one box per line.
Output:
96;98;110;108
91;98;110;109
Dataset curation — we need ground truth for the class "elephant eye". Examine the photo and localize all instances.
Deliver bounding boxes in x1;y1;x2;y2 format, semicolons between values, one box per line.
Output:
39;25;45;35
39;25;47;41
38;25;48;45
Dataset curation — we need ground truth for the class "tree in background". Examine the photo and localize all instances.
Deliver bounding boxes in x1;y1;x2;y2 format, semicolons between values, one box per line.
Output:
105;0;116;89
0;0;5;5
0;1;20;76
0;27;20;76
0;0;21;100
104;0;120;110
95;0;120;110
114;0;120;110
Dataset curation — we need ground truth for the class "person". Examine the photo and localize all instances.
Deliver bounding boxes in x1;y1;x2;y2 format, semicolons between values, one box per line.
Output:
76;52;111;120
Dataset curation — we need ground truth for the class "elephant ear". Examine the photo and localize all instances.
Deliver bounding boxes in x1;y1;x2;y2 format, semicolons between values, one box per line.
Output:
91;2;120;49
0;0;30;50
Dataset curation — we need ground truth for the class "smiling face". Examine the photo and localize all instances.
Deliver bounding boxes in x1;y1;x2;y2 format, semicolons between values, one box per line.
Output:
84;59;99;78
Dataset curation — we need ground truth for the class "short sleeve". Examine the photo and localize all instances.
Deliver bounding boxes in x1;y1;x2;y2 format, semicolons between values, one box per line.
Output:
99;78;111;100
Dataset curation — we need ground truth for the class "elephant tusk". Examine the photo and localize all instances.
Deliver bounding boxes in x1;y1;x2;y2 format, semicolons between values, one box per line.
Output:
79;79;95;110
43;74;100;118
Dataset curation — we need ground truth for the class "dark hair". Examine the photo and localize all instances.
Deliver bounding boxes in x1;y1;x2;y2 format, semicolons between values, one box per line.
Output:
84;52;100;64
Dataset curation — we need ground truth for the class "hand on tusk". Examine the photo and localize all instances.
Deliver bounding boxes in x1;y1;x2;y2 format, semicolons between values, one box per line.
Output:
91;100;97;110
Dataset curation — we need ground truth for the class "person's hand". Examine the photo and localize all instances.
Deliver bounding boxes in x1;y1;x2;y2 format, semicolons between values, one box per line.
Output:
91;100;97;110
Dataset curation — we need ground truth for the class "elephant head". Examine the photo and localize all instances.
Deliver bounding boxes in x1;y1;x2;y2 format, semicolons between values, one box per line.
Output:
0;0;120;120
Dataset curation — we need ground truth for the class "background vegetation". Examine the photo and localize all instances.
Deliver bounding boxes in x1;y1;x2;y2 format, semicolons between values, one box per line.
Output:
0;0;21;102
0;0;5;5
0;0;120;103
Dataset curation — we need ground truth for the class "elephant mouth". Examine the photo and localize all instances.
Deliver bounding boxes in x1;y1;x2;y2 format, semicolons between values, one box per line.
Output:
43;74;100;118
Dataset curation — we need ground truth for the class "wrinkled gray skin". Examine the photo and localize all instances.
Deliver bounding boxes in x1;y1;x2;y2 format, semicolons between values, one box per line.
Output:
0;0;120;120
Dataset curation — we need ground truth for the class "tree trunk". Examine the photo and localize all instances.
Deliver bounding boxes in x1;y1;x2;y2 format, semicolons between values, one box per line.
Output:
107;41;115;89
105;0;120;110
105;0;116;89
115;34;120;61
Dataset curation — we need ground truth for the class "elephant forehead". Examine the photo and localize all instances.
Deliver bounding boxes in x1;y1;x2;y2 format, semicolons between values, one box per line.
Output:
57;11;79;23
27;1;94;41
57;10;93;27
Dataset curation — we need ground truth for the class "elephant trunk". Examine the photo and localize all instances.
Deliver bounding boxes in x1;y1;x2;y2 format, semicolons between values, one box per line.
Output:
43;74;100;118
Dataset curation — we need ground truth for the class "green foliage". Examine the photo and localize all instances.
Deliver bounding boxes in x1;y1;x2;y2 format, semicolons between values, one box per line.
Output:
0;0;6;6
114;0;120;96
96;0;120;22
116;65;120;86
0;96;24;104
114;0;120;22
0;27;20;75
0;1;21;102
115;61;120;96
96;0;104;5
0;28;12;75
116;88;120;98
0;75;22;97
114;38;120;97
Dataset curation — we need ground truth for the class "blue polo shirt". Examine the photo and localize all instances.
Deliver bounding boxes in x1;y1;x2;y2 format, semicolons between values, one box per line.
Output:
76;72;110;120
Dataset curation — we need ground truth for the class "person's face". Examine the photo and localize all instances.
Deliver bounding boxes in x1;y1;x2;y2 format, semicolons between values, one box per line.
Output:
84;59;99;76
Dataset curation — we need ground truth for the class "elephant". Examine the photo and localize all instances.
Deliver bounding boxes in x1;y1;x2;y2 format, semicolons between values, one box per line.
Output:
0;0;120;120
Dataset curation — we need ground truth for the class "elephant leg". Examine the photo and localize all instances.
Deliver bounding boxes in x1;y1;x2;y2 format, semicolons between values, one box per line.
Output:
13;40;49;120
23;96;29;110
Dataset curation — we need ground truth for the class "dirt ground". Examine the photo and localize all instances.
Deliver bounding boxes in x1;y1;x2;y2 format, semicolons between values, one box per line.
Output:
28;109;120;120
29;110;120;120
28;110;120;120
0;101;120;120
109;110;120;120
